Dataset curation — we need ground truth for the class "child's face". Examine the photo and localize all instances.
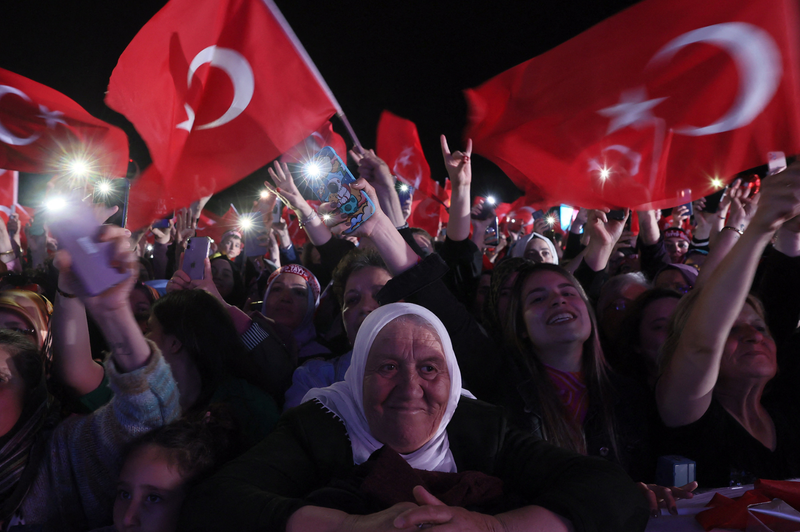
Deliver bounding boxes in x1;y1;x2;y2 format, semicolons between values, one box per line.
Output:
114;444;187;532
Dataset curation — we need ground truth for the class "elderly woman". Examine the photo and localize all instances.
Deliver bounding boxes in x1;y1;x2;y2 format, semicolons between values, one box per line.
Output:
261;264;330;361
657;165;800;488
180;303;648;532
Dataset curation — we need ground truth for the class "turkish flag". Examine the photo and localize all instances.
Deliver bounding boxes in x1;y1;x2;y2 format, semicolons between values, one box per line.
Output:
465;0;800;210
376;110;447;203
0;169;19;223
284;199;319;248
106;0;338;229
0;68;129;177
196;205;239;244
280;121;346;165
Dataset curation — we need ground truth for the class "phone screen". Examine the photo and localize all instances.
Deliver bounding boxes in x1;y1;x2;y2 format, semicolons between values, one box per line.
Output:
92;178;130;227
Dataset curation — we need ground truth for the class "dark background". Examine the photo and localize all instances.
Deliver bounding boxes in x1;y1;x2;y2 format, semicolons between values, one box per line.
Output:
0;0;639;214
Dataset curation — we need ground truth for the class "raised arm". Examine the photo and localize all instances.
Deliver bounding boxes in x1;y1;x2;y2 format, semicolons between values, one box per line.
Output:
349;148;406;228
656;165;800;427
636;209;661;246
440;135;473;241
266;161;333;247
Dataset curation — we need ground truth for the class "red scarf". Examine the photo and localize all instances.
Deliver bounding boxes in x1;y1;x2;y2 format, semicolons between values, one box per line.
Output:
544;364;588;425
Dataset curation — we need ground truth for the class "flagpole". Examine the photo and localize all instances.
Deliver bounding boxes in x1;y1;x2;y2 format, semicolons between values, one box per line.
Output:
261;0;363;150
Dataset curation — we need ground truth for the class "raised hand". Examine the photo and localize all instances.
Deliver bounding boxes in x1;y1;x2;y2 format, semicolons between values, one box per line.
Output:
266;161;306;212
150;219;174;245
318;178;385;239
637;481;697;517
440;135;472;188
175;208;196;248
750;162;800;232
350;149;394;189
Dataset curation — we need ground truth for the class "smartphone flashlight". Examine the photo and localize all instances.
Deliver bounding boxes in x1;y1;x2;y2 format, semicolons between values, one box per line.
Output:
305;162;322;178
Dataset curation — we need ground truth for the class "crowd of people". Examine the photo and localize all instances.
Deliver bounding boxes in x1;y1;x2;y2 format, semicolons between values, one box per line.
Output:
1;134;799;532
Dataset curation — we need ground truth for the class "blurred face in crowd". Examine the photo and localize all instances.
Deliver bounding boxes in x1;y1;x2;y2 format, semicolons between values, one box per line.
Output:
130;289;153;334
0;348;26;437
637;296;679;372
114;444;187;532
521;270;591;352
264;273;309;331
220;235;242;260
664;236;689;263
654;269;691;294
400;189;414;221
598;281;648;343
363;317;450;454
211;259;235;298
496;272;518;324
524;237;555;264
718;304;777;386
473;272;492;316
412;233;434;256
342;267;392;346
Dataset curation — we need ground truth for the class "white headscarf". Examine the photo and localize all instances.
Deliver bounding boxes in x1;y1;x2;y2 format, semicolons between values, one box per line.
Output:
303;303;467;472
510;232;559;264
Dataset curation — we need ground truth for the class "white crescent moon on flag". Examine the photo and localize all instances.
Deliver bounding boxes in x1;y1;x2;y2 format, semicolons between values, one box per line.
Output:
0;86;42;146
650;22;782;137
183;46;255;131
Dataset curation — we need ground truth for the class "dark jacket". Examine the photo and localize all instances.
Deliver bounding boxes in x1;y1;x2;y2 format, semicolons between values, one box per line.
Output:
179;398;649;532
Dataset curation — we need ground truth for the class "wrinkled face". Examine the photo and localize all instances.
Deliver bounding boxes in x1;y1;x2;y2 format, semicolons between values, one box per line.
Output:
524;238;555;264
654;269;692;294
362;318;450;454
719;304;777;384
211;259;235;298
114;444;187;532
637;297;679;369
664;237;689;263
342;267;392;346
0;348;26;438
263;273;309;331
220;236;242;260
0;309;38;346
521;270;592;351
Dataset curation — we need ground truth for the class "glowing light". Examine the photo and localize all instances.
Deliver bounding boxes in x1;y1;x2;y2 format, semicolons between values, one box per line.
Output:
399;184;409;192
599;167;611;180
546;215;556;226
305;162;322;178
146;244;153;251
69;159;90;177
710;177;724;189
486;196;496;205
260;190;270;199
238;216;253;231
45;197;67;212
322;214;331;222
96;180;112;195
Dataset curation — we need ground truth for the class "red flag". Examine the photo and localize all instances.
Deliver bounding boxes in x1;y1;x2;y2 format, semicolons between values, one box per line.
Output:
0;68;128;177
196;205;240;244
465;0;800;210
376;111;446;202
280;121;346;164
285;199;319;248
106;0;338;229
0;169;19;223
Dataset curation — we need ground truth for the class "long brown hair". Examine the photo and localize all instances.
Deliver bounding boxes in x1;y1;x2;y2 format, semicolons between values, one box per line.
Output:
503;263;619;458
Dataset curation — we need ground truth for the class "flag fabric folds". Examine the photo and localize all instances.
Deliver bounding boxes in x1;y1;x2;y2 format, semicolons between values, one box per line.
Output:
465;0;800;210
280;121;346;165
0;68;129;177
106;0;338;229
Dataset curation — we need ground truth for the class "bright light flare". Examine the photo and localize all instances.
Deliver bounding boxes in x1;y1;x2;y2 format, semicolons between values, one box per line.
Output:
260;190;271;199
486;196;496;205
322;214;331;222
399;184;410;192
45;197;67;212
238;216;254;231
146;244;154;251
96;180;112;195
546;215;556;226
599;167;611;180
69;159;90;177
710;177;724;189
305;162;322;178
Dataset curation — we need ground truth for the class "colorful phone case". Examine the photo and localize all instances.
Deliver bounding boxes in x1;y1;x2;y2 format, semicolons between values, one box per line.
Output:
308;147;375;234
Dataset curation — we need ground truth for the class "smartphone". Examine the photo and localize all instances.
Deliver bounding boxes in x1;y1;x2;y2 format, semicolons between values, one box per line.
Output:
484;216;499;247
92;178;130;227
182;236;210;280
532;210;545;221
680;202;693;216
308;147;375;235
608;209;626;221
29;208;46;236
395;181;414;204
152;211;174;229
767;151;787;176
471;196;496;221
46;196;129;296
245;212;270;258
701;188;725;214
272;199;283;225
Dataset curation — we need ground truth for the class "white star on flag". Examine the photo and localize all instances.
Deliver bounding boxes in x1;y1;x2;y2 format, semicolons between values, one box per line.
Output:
597;87;666;134
37;105;67;129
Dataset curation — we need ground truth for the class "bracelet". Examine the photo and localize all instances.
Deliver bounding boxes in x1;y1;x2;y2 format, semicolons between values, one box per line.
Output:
56;286;78;299
721;226;744;236
0;249;14;255
395;222;409;231
298;211;319;228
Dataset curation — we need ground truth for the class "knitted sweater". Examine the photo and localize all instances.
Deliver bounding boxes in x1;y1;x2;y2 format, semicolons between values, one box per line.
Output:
17;342;181;531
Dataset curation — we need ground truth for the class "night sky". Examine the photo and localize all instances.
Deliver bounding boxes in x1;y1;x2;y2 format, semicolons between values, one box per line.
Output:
0;0;639;213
